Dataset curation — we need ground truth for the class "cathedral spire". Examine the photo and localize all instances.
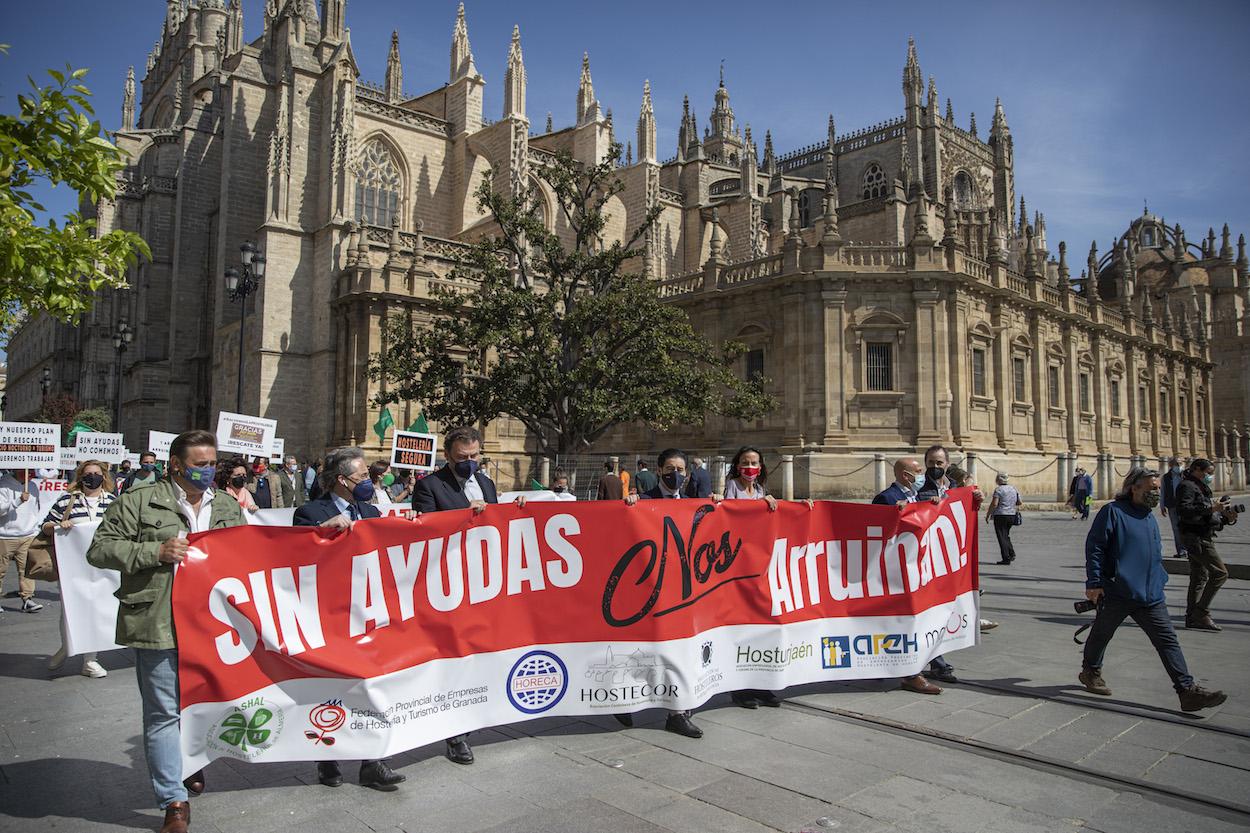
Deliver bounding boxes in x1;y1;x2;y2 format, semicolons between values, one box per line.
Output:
121;66;135;131
576;52;600;126
227;0;243;54
449;2;477;82
637;79;656;163
762;128;775;174
991;97;1010;137
1018;196;1027;236
385;31;403;103
709;63;735;139
321;0;346;44
1237;233;1248;274
1219;223;1233;261
902;37;923;103
945;97;954;123
503;24;526;120
827;114;836;148
968;111;977;137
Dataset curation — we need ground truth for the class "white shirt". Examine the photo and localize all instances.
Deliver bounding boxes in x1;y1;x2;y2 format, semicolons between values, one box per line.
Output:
373;486;394;506
173;481;215;534
0;476;42;538
890;480;919;504
463;473;485;502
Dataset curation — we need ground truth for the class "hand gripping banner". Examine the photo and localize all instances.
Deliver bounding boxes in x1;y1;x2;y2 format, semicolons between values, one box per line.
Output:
175;491;979;773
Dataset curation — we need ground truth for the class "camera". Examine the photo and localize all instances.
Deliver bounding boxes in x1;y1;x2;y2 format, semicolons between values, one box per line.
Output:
1074;599;1097;614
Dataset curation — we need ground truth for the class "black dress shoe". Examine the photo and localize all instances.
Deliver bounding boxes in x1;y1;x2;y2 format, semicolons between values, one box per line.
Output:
316;761;342;788
731;691;759;709
182;769;205;796
665;712;703;739
446;737;475;765
614;713;634;727
929;668;958;684
754;690;782;708
359;760;405;791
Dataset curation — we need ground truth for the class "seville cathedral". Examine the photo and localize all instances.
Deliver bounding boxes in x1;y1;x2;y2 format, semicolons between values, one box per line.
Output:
5;0;1249;496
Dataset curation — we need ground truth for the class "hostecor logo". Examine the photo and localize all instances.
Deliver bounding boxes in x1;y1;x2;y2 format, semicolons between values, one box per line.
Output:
821;636;852;669
507;650;569;714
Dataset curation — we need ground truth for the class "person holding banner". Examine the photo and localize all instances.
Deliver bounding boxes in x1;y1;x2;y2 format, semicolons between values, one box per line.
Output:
87;429;246;833
44;460;117;678
0;469;43;613
292;446;408;792
411;426;527;765
622;448;706;739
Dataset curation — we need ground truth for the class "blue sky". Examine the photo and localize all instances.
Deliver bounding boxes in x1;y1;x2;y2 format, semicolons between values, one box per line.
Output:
3;0;1249;265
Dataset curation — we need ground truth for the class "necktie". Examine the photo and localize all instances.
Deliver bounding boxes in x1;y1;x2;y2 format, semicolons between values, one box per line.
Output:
347;504;359;521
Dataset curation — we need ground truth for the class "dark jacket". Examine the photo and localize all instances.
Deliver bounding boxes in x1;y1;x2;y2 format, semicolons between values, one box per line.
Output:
633;468;658;494
1175;472;1223;538
277;468;308;508
872;483;912;506
1160;469;1183;510
637;485;673;500
411;464;498;512
293;493;381;526
684;466;712;499
1085;498;1167;605
596;472;623;501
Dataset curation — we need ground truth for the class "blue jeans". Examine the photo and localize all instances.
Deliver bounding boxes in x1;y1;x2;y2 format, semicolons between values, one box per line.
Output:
929;654;953;674
1082;596;1194;692
135;648;187;809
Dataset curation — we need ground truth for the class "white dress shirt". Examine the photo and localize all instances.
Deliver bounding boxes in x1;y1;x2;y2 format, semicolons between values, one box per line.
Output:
462;473;485;502
173;481;215;533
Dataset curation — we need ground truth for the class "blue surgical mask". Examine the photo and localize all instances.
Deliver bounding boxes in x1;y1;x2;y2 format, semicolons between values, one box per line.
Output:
351;480;375;502
1203;474;1214;486
184;465;216;491
454;460;479;480
911;473;926;492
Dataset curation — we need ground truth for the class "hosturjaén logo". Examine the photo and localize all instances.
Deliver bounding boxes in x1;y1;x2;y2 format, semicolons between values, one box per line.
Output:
507;650;568;714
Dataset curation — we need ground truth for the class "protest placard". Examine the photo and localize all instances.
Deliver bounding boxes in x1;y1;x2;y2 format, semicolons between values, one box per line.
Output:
269;437;285;464
75;432;127;464
215;412;278;457
148;430;178;461
0;422;60;469
390;430;438;471
58;447;78;472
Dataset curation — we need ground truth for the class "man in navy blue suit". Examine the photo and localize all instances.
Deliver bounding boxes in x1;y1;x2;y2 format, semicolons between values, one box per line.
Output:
294;446;407;793
410;426;525;766
683;456;713;499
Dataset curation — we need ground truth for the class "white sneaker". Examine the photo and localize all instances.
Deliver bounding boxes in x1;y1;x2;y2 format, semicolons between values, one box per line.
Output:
21;598;43;612
48;646;68;671
81;660;107;678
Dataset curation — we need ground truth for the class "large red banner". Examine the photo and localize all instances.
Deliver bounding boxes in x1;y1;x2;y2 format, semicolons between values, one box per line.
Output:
175;492;978;771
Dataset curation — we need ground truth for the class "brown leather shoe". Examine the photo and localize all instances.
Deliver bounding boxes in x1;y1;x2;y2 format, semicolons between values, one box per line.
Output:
182;769;205;796
900;674;942;695
159;801;189;833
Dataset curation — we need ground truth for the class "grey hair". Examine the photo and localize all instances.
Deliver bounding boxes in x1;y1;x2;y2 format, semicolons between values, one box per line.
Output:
1115;467;1159;501
995;472;1009;485
321;446;365;491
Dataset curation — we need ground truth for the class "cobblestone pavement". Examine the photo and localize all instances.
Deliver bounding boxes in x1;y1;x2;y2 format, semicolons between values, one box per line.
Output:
2;500;1247;833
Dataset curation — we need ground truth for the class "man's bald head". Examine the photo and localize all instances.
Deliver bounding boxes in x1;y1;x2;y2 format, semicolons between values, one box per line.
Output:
894;457;922;482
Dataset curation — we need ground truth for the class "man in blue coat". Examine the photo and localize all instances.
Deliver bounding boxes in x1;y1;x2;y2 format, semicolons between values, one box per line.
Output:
683;456;713;499
1079;467;1226;712
294;446;407;793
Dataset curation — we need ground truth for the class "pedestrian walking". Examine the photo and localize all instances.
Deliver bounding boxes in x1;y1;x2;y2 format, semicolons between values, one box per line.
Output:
986;472;1021;565
1175;458;1235;631
43;460;117;678
1079;467;1227;713
87;429;246;833
0;469;43;613
1159;457;1187;559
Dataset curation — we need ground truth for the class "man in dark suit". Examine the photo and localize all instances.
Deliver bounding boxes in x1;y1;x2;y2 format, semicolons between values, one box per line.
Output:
411;426;525;765
294;446;407;793
596;461;623;501
277;454;308;508
621;448;705;739
684;456;713;499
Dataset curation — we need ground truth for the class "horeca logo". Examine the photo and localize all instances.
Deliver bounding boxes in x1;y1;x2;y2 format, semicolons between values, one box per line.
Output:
507;650;568;714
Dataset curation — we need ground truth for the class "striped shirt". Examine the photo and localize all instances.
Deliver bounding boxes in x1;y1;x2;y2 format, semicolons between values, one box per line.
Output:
44;490;116;526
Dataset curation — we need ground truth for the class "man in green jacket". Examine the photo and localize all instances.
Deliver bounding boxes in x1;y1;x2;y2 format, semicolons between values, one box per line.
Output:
88;430;245;833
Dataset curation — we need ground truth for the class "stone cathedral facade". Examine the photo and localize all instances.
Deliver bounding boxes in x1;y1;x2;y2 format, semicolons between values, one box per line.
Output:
5;1;1249;496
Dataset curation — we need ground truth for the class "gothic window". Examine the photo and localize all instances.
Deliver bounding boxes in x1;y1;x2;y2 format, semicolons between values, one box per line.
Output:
798;190;812;228
862;163;886;200
953;171;975;209
528;177;550;230
355;139;402;228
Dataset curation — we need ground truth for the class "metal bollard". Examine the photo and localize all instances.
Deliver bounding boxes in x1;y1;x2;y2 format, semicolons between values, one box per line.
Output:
965;451;978;486
1056;453;1068;503
781;455;795;501
712;455;726;495
539;457;550;488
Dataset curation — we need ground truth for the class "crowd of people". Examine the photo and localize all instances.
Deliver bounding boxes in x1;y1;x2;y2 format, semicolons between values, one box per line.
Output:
0;429;1239;833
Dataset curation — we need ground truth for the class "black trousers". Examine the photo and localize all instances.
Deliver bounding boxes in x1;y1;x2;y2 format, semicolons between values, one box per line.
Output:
1082;596;1194;692
1180;533;1228;619
992;515;1016;563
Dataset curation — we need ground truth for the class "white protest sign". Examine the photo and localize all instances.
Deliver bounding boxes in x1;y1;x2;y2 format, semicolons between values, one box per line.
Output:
53;522;124;656
270;437;285;464
75;432;126;464
215;411;278;458
58;447;78;472
148;430;178;462
124;452;142;468
34;477;70;517
390;430;438;471
0;422;60;469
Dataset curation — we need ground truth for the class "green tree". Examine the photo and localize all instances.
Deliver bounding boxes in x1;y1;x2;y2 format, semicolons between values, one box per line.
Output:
370;143;773;458
0;53;150;326
72;405;112;434
36;391;81;440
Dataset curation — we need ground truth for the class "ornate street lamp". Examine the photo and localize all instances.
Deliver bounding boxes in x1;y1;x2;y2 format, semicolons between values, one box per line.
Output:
225;241;266;412
113;318;133;434
40;367;52;405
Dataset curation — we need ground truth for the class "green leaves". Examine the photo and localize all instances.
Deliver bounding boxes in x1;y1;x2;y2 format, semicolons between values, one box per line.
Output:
218;708;274;749
0;63;149;328
370;142;774;457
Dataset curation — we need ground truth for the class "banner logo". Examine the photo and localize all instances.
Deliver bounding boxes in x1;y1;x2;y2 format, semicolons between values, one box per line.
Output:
304;700;347;746
507;650;568;714
206;696;284;760
821;636;852;669
701;641;713;668
580;646;678;705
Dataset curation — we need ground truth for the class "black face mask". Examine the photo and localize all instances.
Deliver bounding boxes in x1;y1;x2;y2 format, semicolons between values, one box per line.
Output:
925;465;946;483
81;473;105;490
661;471;685;491
230;475;248;489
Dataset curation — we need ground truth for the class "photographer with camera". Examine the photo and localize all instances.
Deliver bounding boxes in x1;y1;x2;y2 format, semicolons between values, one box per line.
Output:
1175;458;1236;632
1079;467;1226;712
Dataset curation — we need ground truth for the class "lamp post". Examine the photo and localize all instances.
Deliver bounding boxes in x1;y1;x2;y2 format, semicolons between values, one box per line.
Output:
40;367;52;407
112;318;133;434
224;241;266;413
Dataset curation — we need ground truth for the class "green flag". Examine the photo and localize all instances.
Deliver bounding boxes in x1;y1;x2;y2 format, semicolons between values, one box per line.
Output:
67;420;96;444
530;478;544;490
373;406;395;443
407;412;430;433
